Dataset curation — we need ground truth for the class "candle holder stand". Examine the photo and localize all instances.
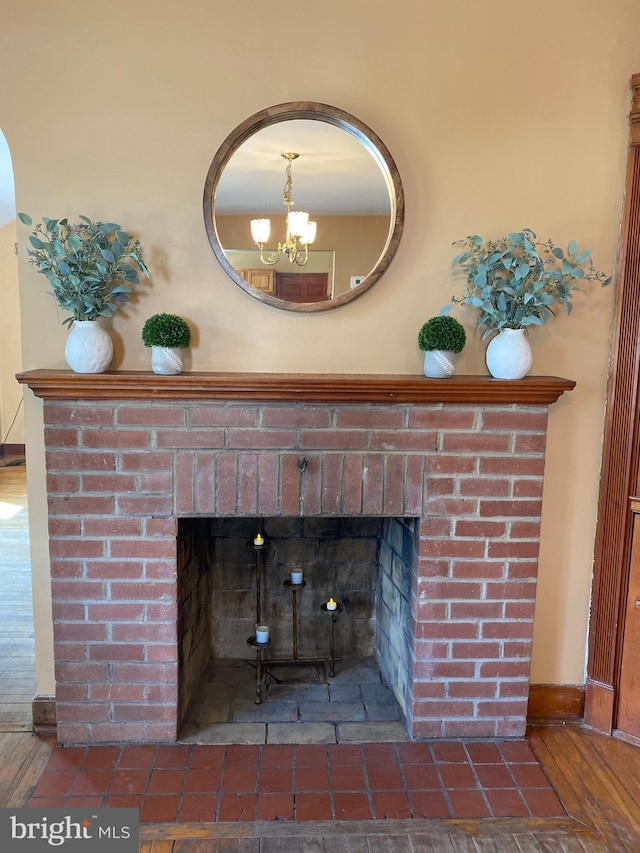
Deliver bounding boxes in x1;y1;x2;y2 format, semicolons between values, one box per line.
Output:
246;635;271;704
247;538;267;703
283;577;306;661
244;539;344;699
321;600;344;677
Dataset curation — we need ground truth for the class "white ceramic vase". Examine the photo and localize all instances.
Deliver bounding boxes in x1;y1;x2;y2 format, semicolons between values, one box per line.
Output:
423;350;456;378
64;320;113;374
151;346;183;375
485;328;532;380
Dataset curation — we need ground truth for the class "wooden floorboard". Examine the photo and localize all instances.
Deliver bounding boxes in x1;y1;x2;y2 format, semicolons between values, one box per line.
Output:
528;724;640;852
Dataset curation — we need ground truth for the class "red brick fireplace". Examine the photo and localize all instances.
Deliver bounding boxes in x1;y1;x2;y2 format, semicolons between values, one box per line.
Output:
18;371;573;746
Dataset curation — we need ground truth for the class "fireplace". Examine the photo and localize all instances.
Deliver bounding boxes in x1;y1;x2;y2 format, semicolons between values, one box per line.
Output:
176;514;412;738
18;370;574;745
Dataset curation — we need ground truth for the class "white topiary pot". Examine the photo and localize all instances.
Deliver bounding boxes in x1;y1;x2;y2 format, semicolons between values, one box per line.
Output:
485;328;532;380
423;350;456;378
151;346;183;375
64;320;113;374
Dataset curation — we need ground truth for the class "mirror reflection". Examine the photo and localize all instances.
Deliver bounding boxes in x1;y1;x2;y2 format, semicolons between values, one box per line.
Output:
203;102;404;311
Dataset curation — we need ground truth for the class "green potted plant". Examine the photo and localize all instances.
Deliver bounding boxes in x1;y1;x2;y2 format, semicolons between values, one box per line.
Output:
141;313;191;375
18;213;149;373
418;315;466;377
445;228;611;379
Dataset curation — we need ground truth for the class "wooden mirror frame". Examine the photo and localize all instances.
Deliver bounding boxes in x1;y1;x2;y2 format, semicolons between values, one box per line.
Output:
203;102;404;312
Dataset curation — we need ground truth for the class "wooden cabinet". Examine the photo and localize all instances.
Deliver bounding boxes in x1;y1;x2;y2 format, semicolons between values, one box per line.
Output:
237;269;275;294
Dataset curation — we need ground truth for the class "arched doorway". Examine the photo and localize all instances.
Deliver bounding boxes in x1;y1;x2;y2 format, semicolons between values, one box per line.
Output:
0;128;35;729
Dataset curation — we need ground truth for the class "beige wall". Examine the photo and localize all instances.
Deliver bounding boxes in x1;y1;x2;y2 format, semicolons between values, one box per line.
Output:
0;219;24;444
2;0;639;695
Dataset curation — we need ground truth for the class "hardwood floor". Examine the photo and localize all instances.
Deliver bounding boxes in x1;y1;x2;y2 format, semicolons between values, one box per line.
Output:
1;462;639;850
0;456;35;731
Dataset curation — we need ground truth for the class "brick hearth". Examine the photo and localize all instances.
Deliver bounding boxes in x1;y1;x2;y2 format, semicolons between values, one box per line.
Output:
18;371;574;746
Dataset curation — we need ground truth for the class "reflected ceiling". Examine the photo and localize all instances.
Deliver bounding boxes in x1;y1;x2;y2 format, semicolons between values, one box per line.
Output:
215;121;390;216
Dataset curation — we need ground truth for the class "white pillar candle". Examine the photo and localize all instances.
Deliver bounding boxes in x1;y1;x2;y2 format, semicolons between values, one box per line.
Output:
255;624;269;643
290;568;304;584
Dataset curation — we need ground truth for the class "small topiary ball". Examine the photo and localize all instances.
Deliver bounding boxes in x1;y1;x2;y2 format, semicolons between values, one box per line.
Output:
418;315;466;353
142;313;191;348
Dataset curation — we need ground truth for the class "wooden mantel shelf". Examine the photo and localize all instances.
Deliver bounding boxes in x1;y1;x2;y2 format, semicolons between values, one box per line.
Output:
16;370;575;405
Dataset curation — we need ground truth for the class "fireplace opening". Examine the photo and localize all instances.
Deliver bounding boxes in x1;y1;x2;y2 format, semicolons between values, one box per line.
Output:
176;516;418;741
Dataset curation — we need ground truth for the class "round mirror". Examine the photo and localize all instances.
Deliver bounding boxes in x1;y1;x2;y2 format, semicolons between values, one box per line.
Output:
203;102;404;312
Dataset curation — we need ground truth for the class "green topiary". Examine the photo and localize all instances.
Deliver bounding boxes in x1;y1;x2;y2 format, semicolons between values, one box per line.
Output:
141;313;191;348
418;315;466;353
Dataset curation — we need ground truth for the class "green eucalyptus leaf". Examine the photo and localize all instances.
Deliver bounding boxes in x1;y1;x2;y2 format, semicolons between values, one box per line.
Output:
22;212;148;317
18;212;32;226
42;217;59;234
448;229;610;333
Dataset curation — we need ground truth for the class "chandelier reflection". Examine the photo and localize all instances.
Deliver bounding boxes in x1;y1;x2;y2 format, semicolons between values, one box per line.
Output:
250;152;317;266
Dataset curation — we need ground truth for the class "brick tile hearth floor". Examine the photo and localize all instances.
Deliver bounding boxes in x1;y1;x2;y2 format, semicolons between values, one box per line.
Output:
29;740;565;823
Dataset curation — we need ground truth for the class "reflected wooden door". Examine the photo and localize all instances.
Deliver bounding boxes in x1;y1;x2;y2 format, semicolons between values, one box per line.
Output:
275;273;329;302
617;509;640;739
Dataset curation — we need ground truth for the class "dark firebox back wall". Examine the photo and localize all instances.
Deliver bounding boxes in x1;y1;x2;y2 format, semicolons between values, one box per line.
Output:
209;517;383;661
